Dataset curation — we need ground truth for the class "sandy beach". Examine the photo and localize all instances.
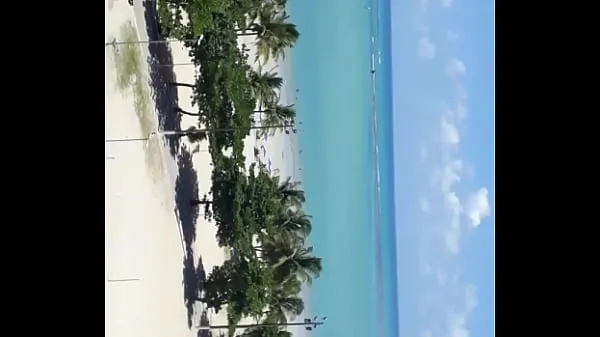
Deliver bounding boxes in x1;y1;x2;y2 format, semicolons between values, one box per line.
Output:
105;2;193;337
105;0;299;336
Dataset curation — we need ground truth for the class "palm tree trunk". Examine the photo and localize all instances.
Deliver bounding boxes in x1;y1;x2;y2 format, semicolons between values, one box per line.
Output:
271;250;297;269
271;258;287;270
277;273;298;288
167;81;195;88
177;107;201;116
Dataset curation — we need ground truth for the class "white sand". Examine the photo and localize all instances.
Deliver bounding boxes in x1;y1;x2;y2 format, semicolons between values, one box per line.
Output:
106;1;300;336
105;2;193;337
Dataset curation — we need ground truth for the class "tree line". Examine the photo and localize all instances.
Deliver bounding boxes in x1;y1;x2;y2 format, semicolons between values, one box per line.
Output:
155;1;319;336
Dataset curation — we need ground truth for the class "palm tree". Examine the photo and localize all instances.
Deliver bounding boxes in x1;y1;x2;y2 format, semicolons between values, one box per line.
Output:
248;65;283;107
274;209;312;244
276;246;322;285
246;0;288;24
176;106;203;117
264;237;322;285
264;277;304;324
274;176;305;209
167;81;196;88
256;104;296;136
238;3;300;63
254;104;295;119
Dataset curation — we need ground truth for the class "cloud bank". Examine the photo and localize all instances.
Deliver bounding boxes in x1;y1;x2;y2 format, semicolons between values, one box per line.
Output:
412;3;491;337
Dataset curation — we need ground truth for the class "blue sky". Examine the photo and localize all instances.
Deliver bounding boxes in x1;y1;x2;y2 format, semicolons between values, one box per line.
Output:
391;1;494;337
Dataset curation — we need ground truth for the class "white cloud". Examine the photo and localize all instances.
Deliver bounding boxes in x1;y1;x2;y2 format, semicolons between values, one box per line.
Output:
441;0;454;8
418;281;479;337
440;117;460;146
447;312;469;337
454;85;468;121
443;191;462;255
444;229;461;256
465;187;491;227
447;30;459;41
440;86;468;124
446;286;478;337
420;198;431;213
431;160;462;193
464;285;478;313
418;36;436;59
446;58;466;78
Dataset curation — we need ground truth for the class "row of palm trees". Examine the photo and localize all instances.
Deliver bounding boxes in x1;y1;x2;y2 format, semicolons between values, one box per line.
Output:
197;163;320;335
153;0;301;137
169;64;295;136
155;0;318;335
249;176;319;325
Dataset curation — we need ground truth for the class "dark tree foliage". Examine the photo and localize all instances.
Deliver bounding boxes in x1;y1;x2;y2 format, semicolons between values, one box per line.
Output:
154;1;326;334
240;326;292;337
211;156;243;248
225;257;273;335
202;257;273;332
240;163;280;243
202;260;235;312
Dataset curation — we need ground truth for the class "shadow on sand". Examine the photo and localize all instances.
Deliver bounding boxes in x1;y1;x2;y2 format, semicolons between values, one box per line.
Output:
141;1;210;330
174;144;206;327
142;0;182;158
183;253;207;329
175;145;200;249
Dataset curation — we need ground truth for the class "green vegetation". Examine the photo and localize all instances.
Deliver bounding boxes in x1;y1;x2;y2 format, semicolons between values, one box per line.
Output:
112;22;141;91
157;0;316;335
110;21;164;181
112;22;152;134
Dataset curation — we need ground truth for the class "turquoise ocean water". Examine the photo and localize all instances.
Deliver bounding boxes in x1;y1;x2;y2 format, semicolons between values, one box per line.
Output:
287;0;398;336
